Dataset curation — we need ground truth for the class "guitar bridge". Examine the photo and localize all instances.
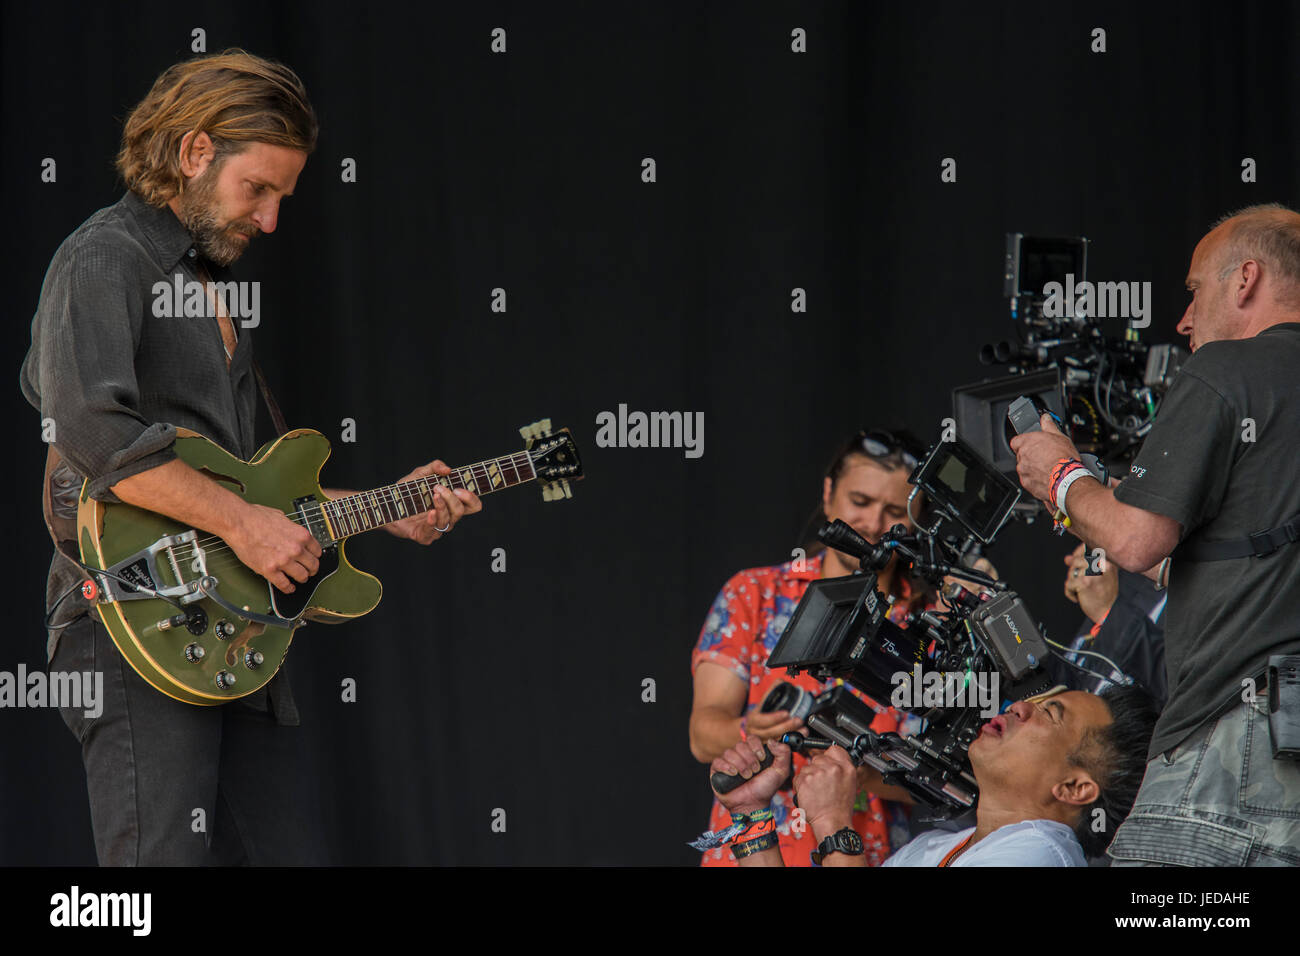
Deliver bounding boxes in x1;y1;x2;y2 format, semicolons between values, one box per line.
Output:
94;530;208;605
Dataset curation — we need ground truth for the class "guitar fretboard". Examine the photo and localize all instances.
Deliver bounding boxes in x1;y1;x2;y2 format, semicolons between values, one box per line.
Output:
319;451;536;540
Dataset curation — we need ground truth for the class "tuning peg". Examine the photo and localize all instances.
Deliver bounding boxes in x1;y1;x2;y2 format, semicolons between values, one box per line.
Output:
521;418;556;448
541;480;574;502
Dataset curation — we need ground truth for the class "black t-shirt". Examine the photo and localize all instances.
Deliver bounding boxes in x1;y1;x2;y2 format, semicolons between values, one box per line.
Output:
1114;323;1300;759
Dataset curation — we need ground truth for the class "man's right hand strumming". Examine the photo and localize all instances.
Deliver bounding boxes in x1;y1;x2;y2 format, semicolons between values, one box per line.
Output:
224;503;322;594
110;457;322;595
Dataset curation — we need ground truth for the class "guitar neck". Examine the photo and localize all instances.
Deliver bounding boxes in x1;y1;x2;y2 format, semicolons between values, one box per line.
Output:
320;450;536;540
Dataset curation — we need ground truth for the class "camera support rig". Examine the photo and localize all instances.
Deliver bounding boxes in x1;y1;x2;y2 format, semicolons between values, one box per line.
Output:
758;513;1055;817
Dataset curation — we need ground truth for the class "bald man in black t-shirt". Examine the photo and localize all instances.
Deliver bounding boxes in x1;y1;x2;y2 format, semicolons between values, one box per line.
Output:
1011;203;1300;867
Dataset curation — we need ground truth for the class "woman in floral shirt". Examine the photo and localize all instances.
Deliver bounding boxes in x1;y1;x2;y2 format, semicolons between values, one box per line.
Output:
689;429;934;866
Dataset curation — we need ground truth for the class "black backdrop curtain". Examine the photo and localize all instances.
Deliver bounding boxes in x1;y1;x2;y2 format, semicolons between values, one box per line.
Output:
2;0;1296;864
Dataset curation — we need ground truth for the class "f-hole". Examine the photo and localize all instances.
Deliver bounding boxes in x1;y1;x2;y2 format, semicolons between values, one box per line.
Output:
196;468;247;494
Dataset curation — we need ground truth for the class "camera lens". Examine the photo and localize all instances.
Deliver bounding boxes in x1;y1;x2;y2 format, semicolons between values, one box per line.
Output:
760;682;813;722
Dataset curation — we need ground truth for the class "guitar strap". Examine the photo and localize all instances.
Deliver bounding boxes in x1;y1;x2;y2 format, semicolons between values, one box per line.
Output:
41;445;82;561
253;359;290;438
193;259;289;439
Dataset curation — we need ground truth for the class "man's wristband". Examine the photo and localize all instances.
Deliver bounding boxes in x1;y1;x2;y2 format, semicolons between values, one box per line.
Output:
730;807;775;826
687;805;772;851
731;832;779;859
728;808;777;859
727;808;775;845
1049;457;1081;503
1053;465;1092;518
1088;606;1111;638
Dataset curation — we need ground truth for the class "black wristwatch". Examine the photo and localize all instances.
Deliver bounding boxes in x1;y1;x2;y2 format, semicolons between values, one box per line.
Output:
811;827;864;865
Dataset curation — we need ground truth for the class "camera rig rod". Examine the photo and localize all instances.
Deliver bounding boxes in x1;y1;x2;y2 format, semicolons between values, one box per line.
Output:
820;520;1004;592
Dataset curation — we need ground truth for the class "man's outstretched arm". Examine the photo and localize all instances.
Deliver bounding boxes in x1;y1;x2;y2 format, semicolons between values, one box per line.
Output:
1010;415;1181;572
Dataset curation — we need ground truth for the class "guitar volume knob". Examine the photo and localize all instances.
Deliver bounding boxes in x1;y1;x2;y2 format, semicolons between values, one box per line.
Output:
215;671;236;690
244;650;265;669
184;643;205;662
215;620;237;640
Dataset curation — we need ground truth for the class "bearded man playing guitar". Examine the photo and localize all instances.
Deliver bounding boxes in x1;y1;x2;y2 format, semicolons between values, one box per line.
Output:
20;51;482;865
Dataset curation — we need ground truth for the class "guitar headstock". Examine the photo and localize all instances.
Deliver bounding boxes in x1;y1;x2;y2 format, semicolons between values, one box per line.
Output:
519;419;583;501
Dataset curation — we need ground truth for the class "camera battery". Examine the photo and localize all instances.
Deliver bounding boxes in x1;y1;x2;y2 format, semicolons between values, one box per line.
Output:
970;591;1049;681
1268;655;1300;760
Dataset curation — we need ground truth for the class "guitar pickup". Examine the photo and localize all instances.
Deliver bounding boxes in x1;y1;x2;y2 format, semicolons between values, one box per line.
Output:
293;495;337;549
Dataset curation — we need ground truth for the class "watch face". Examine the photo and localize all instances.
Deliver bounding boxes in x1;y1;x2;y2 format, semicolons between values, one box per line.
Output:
813;828;866;865
838;829;864;854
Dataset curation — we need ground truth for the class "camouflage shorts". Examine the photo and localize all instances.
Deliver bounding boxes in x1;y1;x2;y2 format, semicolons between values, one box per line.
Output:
1108;694;1300;866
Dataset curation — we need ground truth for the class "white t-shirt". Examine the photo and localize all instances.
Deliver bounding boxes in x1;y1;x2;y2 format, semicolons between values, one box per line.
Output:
881;820;1086;867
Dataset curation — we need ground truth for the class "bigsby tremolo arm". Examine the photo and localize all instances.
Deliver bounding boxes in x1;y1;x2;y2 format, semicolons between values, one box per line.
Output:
93;530;209;605
94;531;301;629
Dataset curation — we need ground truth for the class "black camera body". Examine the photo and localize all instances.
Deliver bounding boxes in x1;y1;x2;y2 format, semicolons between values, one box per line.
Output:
955;233;1186;478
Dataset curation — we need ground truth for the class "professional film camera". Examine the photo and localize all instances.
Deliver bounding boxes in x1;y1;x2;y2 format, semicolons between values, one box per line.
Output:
712;435;1060;815
953;233;1186;482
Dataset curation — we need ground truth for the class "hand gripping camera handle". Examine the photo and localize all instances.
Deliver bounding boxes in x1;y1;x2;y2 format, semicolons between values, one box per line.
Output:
710;747;776;794
1007;395;1045;435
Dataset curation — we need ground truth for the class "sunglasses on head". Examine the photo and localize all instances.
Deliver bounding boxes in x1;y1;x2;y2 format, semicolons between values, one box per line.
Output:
855;429;921;470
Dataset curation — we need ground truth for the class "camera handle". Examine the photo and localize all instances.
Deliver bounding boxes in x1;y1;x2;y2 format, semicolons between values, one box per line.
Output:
1008;395;1109;576
709;745;776;795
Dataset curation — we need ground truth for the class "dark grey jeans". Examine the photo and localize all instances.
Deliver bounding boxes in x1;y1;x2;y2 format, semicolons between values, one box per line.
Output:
1108;690;1300;867
50;614;326;866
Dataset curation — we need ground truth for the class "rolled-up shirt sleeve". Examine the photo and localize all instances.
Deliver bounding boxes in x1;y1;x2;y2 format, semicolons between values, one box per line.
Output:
22;240;177;502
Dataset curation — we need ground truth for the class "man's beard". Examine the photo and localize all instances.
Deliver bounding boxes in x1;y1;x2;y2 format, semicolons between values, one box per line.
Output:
175;164;255;267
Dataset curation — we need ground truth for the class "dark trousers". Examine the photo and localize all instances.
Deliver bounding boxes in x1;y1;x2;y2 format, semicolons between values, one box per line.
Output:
50;614;326;866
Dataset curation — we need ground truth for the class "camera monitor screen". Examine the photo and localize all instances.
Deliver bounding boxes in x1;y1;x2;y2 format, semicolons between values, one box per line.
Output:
910;437;1022;543
767;575;882;672
1004;234;1088;298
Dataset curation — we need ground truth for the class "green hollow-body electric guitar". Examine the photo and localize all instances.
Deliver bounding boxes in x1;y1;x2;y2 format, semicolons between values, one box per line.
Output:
77;418;581;705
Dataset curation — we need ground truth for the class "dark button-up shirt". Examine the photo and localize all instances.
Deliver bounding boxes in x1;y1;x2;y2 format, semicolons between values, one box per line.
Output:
21;191;297;723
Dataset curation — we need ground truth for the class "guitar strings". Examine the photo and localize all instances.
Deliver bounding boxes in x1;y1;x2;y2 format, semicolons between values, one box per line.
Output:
164;457;545;576
171;452;536;555
162;490;486;583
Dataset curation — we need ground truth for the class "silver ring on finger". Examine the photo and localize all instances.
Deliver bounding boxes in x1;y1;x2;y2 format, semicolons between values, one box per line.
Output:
434;520;452;533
